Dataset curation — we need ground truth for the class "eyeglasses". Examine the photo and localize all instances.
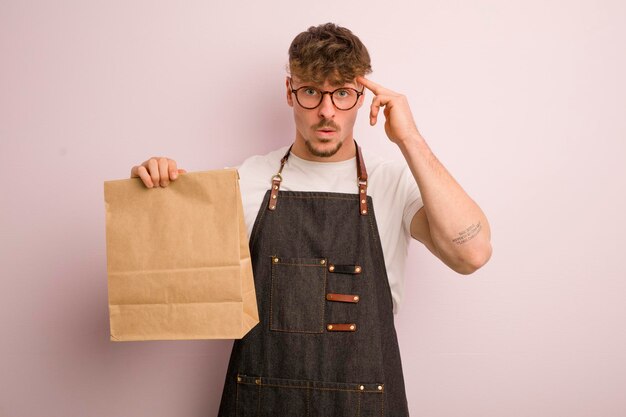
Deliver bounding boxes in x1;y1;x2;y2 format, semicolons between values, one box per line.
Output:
289;79;364;111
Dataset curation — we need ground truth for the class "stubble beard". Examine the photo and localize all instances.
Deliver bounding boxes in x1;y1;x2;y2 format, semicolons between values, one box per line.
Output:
305;119;343;158
304;138;344;158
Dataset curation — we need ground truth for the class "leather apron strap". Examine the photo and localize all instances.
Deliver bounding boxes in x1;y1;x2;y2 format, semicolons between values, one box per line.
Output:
268;141;369;215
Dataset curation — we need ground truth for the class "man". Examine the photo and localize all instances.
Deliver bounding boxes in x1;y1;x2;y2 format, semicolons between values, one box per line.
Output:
131;23;491;416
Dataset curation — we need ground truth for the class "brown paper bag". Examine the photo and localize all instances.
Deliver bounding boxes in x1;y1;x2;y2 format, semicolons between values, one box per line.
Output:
104;169;258;341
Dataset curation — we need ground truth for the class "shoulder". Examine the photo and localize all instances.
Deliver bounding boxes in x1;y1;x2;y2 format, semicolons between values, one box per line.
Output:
236;147;290;231
238;146;290;180
361;148;411;183
239;146;289;171
361;147;422;211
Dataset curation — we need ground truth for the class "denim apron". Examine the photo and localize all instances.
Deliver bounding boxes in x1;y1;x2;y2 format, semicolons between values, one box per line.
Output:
218;144;409;416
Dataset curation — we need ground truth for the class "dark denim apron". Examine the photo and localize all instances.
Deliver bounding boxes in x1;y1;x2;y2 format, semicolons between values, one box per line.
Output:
218;144;409;416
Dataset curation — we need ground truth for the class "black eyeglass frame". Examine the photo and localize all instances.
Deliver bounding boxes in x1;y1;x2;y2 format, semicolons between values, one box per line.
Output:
289;79;365;111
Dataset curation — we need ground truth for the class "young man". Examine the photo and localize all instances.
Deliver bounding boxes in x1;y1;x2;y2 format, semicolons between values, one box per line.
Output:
132;23;491;416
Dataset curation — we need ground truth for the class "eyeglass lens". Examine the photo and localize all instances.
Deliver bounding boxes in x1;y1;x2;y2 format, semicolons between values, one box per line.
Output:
295;87;359;110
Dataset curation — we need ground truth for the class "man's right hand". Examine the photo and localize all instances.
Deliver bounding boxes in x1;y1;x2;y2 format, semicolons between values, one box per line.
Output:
130;157;187;188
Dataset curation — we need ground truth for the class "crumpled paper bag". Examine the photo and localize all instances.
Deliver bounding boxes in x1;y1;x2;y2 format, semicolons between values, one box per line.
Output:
104;169;258;341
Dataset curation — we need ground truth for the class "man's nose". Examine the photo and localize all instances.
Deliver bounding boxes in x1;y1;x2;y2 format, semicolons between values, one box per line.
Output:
317;92;336;118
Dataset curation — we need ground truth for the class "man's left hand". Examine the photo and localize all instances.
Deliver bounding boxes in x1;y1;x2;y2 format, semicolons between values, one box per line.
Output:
357;76;421;144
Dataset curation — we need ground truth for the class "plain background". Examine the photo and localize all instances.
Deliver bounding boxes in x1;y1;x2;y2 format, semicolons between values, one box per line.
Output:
1;0;625;416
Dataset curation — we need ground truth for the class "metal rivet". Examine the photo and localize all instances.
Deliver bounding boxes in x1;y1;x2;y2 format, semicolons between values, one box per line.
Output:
329;265;335;272
272;194;277;199
378;385;383;391
355;266;362;273
350;324;356;331
327;324;333;330
362;210;367;214
361;199;366;204
255;379;261;385
360;189;365;193
273;185;278;190
270;205;275;209
273;257;279;263
353;296;359;302
359;385;365;391
320;259;326;265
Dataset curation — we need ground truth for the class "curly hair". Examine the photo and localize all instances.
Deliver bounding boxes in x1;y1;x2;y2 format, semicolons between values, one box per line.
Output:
288;23;372;85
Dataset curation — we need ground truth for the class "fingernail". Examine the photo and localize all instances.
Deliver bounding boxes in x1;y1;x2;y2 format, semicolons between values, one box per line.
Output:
172;171;178;180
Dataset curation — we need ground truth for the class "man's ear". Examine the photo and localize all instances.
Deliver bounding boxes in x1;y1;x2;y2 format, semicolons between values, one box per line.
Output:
286;77;294;107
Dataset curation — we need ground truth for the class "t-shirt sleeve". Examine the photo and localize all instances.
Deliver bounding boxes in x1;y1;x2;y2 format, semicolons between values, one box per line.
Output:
236;155;274;238
399;165;424;235
235;147;290;238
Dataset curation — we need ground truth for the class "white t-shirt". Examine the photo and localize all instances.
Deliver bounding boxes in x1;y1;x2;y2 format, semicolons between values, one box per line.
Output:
237;146;423;312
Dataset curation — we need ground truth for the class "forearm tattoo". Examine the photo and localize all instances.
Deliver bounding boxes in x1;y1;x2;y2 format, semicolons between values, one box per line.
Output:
452;222;482;245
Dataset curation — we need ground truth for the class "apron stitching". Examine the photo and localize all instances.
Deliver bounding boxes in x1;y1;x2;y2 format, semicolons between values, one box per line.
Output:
235;376;239;417
256;382;261;417
242;383;383;393
365;200;393;416
306;381;311;417
281;195;357;201
269;328;325;334
269;259;275;332
274;262;326;267
367;201;379;246
250;193;268;250
366;205;394;417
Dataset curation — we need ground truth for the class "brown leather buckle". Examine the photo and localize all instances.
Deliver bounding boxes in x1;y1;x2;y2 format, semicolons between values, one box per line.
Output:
358;180;368;215
328;264;362;274
326;323;357;332
355;143;368;216
268;173;282;211
326;293;360;303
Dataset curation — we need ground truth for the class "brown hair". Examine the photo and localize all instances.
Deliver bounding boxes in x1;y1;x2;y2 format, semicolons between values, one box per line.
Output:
288;23;372;85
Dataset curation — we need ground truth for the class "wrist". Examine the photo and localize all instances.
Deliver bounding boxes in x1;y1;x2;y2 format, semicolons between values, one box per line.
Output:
395;131;426;152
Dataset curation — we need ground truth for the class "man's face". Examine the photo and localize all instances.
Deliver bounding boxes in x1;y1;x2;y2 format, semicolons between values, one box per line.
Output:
286;76;364;160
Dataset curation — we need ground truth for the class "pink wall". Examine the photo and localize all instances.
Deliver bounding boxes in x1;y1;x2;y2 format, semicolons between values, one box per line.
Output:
2;0;625;415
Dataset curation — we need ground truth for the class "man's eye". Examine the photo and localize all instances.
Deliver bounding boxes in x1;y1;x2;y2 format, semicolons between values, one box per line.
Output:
335;90;350;98
304;88;318;96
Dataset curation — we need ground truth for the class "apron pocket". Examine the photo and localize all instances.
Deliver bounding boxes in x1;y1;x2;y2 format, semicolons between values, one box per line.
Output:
236;375;384;417
270;257;326;333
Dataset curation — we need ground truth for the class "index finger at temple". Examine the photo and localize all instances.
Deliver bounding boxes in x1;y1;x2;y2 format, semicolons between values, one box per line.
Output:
357;76;383;94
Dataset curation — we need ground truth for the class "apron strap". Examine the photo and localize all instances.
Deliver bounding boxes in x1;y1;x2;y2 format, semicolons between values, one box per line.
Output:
268;141;369;216
355;143;368;216
268;145;292;210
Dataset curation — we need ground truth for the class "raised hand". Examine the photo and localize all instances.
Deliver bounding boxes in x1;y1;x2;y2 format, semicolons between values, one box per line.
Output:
357;76;421;144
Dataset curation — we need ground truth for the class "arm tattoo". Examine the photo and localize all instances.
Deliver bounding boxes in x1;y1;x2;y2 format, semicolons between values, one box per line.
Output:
452;222;482;245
